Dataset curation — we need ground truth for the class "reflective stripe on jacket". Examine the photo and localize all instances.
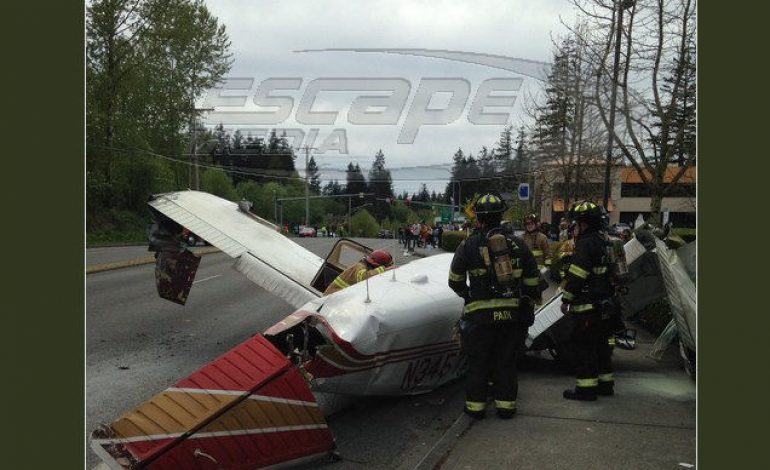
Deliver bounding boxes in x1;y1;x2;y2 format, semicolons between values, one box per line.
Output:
560;229;613;313
324;261;385;295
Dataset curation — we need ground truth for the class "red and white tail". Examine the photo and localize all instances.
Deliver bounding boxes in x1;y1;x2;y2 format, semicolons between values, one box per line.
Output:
91;335;335;469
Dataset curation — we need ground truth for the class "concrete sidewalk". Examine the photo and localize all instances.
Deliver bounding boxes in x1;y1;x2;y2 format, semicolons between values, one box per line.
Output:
427;331;696;470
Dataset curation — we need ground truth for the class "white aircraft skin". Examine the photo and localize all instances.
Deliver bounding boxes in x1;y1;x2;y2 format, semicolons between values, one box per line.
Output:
264;253;465;397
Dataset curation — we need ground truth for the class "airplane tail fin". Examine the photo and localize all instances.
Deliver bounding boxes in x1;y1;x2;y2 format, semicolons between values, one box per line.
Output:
91;335;335;469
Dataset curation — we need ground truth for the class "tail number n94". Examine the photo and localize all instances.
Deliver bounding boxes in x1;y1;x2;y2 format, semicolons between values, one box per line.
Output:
400;351;458;391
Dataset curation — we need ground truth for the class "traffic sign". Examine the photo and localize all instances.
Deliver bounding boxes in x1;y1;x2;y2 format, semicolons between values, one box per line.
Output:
518;183;530;201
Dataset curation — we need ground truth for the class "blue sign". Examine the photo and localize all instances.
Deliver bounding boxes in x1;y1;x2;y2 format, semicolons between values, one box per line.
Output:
518;183;530;201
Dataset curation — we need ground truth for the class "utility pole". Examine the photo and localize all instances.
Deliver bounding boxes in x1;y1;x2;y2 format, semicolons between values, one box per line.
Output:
603;0;631;208
189;104;214;190
297;146;317;226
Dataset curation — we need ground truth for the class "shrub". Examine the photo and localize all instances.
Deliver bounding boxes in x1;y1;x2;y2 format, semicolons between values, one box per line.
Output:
350;209;380;237
201;170;237;200
442;230;468;252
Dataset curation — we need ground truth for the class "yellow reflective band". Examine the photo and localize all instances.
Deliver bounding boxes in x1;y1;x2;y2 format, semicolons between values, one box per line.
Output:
469;268;488;277
545;259;552;266
599;373;614;382
568;264;590;279
448;271;464;282
465;401;486;412
464;298;520;313
562;290;575;301
356;269;369;282
512;269;523;278
576;377;599;387
333;277;350;289
375;266;386;274
523;276;539;286
593;266;608;274
608;337;616;347
532;249;544;256
495;400;517;410
570;304;594;312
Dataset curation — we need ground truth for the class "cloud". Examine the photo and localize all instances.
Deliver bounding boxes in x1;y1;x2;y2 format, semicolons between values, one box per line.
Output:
202;0;576;192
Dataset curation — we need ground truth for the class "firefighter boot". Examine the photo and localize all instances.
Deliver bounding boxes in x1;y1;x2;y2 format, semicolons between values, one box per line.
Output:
597;381;615;396
563;387;598;401
464;401;486;420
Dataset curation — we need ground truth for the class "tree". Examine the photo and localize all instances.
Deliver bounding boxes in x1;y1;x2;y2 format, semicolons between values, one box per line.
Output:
350;209;380;237
86;0;232;237
345;163;367;203
306;155;321;195
570;0;697;224
367;149;394;220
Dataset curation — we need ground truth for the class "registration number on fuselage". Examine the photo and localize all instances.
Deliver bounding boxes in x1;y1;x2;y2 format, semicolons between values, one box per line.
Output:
400;351;459;391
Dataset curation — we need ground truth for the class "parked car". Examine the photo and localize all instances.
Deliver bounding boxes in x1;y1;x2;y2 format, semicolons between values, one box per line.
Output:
378;229;392;239
298;225;317;237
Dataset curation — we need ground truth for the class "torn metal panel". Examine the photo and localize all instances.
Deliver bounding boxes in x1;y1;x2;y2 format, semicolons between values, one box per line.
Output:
149;191;324;308
653;238;696;352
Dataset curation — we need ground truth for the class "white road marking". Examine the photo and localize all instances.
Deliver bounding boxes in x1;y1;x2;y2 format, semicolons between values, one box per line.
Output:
193;274;222;284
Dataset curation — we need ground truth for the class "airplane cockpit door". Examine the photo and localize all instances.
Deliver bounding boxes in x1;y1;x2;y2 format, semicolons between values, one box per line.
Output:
310;238;373;292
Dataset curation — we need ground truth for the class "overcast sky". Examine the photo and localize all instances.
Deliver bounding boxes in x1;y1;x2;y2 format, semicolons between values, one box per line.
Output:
202;0;577;193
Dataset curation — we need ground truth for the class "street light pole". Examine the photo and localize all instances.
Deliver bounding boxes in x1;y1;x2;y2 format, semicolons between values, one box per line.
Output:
298;146;317;226
603;0;629;209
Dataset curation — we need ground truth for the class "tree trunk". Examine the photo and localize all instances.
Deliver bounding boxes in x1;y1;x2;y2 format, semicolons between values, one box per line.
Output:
649;190;663;226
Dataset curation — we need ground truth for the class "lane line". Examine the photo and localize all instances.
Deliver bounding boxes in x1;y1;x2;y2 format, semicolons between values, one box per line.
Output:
193;274;222;284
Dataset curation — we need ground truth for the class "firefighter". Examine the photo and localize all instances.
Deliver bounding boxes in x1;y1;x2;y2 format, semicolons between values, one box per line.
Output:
324;249;394;295
522;214;552;270
560;201;616;401
554;221;577;281
448;194;541;419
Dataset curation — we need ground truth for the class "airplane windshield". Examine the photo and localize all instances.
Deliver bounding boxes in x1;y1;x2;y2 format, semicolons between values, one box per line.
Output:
310;238;372;292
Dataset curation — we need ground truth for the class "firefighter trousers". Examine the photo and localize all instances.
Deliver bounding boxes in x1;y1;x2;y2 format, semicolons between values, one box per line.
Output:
463;319;527;411
570;312;613;389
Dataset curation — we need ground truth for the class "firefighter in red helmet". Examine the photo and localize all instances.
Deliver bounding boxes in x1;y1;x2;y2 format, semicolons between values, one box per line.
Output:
324;249;394;295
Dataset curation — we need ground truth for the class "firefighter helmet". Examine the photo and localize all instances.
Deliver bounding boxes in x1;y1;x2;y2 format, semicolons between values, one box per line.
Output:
570;201;603;226
365;249;393;268
474;194;507;214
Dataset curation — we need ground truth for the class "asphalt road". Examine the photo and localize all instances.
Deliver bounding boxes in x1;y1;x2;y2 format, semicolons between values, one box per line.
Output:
86;238;456;470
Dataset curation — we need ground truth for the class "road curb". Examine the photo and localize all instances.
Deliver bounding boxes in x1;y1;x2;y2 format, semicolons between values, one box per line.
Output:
407;412;473;470
86;247;221;274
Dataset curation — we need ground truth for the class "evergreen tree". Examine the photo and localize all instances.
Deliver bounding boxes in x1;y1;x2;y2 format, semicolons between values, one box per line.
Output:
345;162;367;206
306;156;321;195
367;149;394;221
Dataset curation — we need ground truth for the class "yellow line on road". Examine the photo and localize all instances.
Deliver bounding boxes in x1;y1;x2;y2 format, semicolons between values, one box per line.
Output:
86;247;221;274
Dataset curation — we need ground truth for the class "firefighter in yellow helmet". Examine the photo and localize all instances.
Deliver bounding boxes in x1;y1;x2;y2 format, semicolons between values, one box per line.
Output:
560;201;616;401
522;214;552;271
324;249;394;295
448;194;540;419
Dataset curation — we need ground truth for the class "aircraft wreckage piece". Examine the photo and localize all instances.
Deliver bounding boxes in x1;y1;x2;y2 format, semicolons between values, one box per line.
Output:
93;190;674;469
90;335;335;469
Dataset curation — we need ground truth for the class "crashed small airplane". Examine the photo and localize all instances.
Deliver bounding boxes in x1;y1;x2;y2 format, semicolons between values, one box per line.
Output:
90;190;694;469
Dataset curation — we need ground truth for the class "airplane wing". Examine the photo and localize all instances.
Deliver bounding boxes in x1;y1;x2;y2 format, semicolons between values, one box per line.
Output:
149;191;324;308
